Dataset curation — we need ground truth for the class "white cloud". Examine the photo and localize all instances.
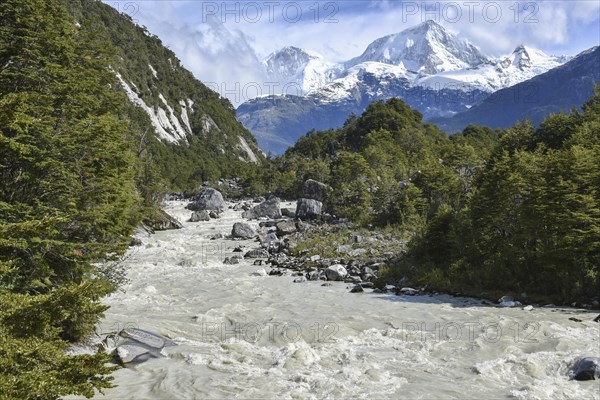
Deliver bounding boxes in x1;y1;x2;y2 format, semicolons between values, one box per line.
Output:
135;7;266;106
105;1;599;105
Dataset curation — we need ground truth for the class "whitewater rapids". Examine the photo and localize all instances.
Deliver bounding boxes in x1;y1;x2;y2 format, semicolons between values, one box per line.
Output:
81;201;599;399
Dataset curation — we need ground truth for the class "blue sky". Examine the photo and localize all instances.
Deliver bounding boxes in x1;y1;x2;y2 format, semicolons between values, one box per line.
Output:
104;1;599;104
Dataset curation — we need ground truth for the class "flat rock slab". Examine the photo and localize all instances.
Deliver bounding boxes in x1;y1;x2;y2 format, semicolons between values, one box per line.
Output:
115;328;176;366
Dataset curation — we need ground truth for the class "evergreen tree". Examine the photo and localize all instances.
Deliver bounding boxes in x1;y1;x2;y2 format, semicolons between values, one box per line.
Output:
0;0;142;396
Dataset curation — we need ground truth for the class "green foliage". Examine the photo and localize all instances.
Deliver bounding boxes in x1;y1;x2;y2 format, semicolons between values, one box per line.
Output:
329;152;375;222
252;98;483;227
384;91;600;303
0;320;116;400
58;0;264;193
0;0;147;396
257;90;599;303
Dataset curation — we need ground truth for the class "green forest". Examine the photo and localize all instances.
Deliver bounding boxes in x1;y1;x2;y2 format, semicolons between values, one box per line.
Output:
250;94;600;303
1;0;598;398
0;0;139;397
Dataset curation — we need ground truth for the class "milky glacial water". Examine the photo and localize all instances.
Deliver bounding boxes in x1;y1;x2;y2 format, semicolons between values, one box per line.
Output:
84;201;599;399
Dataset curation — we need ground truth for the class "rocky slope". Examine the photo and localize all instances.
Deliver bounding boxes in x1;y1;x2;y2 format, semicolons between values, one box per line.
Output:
64;0;264;189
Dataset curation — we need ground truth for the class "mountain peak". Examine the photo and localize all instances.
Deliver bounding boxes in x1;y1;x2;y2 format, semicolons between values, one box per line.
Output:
345;20;488;74
500;45;566;71
412;19;445;31
265;46;315;63
513;44;527;53
264;46;337;94
264;46;316;78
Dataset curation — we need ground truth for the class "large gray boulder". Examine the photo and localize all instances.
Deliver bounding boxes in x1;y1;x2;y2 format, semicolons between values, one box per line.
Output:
187;188;227;212
258;231;279;246
276;220;297;236
350;284;364;293
325;264;348;281
244;248;269;259
232;222;256;239
569;357;600;380
296;198;322;220
242;197;282;219
189;210;211;222
302;179;330;202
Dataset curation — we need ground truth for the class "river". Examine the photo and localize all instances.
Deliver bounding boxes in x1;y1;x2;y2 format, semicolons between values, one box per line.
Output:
84;201;599;399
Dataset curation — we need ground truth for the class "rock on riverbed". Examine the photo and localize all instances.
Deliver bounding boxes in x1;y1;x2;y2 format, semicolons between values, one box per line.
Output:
113;328;176;366
569;357;600;380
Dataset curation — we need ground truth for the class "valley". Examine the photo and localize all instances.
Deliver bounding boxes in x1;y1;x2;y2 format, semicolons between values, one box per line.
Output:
1;1;599;399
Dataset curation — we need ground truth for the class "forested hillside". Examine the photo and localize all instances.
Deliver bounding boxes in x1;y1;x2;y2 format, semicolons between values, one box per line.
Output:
249;90;600;303
64;0;264;191
0;0;138;397
0;0;262;398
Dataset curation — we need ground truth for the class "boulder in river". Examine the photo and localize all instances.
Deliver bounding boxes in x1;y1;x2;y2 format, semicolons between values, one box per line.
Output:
187;187;227;212
242;197;282;219
251;268;268;277
223;256;241;265
325;264;348;281
350;284;364;293
143;209;183;231
231;222;256;239
244;248;269;259
498;295;522;307
116;344;156;365
398;287;419;295
296;198;322;220
569;357;600;380
269;269;285;276
189;210;211;222
115;328;176;366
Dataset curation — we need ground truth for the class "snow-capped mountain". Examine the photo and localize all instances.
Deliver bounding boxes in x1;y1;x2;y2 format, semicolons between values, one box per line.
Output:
432;46;600;133
248;20;572;154
345;20;488;74
417;44;571;92
263;46;340;94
